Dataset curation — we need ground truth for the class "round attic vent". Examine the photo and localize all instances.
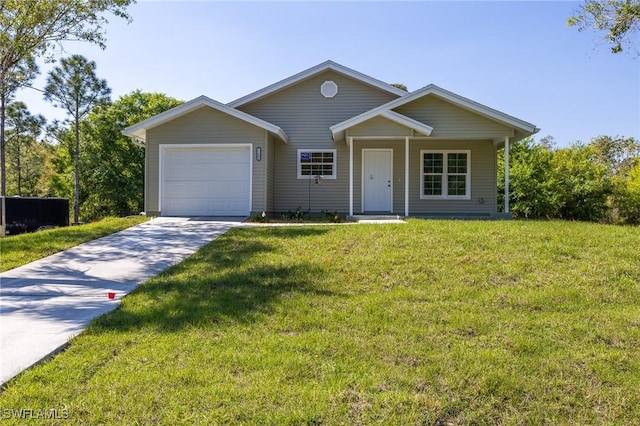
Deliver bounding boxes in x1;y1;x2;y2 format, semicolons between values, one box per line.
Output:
320;80;338;98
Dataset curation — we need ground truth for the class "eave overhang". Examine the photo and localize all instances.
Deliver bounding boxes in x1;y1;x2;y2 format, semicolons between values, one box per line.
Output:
122;95;289;145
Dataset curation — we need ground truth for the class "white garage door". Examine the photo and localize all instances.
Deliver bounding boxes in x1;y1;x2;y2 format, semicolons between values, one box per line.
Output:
161;145;251;216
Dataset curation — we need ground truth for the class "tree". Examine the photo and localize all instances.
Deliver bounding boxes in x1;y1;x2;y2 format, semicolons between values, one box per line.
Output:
615;162;640;223
81;91;182;219
499;137;562;218
590;135;640;223
0;56;38;195
44;55;110;223
4;101;45;195
550;143;613;221
391;83;408;91
0;0;134;196
568;0;640;54
498;136;634;222
47;125;75;203
590;135;640;176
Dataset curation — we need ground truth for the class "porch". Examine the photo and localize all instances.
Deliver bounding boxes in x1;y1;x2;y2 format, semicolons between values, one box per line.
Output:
343;136;513;218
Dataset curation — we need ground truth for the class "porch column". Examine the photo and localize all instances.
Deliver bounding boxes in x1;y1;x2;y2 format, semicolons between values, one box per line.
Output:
504;136;510;213
405;136;409;217
349;137;354;217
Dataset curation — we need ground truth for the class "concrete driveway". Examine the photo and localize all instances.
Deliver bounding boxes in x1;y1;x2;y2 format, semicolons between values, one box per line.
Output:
0;217;243;386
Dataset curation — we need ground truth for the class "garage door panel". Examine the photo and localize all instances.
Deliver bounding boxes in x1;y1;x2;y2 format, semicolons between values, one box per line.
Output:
207;167;248;181
161;146;251;216
164;181;209;199
206;181;247;198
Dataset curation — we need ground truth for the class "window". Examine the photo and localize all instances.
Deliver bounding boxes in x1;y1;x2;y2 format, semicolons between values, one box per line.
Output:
421;150;470;199
297;149;337;179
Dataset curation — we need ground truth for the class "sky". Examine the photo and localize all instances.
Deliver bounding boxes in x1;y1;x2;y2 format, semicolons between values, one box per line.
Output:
15;0;640;147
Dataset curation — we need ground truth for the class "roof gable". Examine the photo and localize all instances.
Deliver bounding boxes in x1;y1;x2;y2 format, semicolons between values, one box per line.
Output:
397;85;539;134
228;60;406;108
332;110;434;141
330;84;538;142
122;95;289;144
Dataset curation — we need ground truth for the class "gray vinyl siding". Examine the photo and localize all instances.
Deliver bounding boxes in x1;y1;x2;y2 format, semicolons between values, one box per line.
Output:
350;139;496;215
409;140;497;215
349;116;412;138
145;106;267;215
395;96;514;139
238;70;399;213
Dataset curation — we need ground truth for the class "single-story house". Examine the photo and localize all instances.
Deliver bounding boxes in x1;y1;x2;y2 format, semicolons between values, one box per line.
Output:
123;60;538;219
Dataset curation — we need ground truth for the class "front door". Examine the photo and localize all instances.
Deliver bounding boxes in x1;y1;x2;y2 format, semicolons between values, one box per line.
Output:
362;149;393;212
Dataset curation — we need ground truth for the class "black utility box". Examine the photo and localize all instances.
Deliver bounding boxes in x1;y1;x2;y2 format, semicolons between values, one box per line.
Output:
1;197;69;236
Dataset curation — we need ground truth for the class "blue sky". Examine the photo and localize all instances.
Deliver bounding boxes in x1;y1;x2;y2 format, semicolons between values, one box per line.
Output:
17;0;640;147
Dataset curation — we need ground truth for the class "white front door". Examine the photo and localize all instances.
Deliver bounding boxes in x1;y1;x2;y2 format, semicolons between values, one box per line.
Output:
362;149;393;212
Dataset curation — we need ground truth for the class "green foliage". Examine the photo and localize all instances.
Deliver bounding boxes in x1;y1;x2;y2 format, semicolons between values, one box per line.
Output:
1;221;639;423
390;82;408;91
499;137;561;218
80;91;182;220
0;0;134;195
249;212;270;222
44;55;111;118
550;143;613;221
567;0;640;54
285;206;310;220
590;134;640;176
4;101;46;195
322;209;344;223
48;126;75;203
614;162;640;223
44;55;111;223
501;135;638;223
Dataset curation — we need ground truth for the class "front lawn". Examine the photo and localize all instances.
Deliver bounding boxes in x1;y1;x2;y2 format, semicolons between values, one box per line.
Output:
0;216;148;272
1;220;639;424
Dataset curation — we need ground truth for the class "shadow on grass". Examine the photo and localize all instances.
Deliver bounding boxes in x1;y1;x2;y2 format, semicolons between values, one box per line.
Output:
89;227;335;333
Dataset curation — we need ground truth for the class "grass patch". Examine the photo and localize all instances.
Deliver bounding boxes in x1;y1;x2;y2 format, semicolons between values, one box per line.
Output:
1;220;639;424
0;216;148;272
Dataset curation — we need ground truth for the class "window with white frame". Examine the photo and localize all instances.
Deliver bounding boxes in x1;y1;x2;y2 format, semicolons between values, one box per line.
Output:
297;149;337;179
421;150;470;199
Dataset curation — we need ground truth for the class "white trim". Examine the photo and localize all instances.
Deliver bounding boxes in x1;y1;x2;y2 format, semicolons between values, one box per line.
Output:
228;60;406;108
405;137;409;217
320;80;338;98
349;137;354;217
331;84;537;142
419;150;471;200
331;110;434;142
504;137;510;213
249;145;254;215
158;143;253;215
296;148;337;180
361;148;393;213
381;110;434;136
122;95;289;144
348;136;413;141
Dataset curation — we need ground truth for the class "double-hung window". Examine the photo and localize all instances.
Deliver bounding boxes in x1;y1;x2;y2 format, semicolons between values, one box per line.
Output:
297;149;337;179
421;150;470;199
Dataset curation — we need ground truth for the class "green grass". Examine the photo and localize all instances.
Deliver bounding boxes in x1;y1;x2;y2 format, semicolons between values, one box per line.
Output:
0;217;148;272
1;220;639;424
